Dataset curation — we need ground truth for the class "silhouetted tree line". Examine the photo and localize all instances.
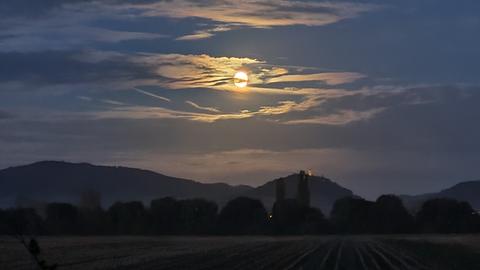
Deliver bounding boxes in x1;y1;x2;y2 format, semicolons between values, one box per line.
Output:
1;195;479;236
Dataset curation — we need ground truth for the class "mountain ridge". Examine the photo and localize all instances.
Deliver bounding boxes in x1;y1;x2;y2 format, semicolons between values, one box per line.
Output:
400;179;480;212
0;161;252;208
0;161;357;213
2;161;479;214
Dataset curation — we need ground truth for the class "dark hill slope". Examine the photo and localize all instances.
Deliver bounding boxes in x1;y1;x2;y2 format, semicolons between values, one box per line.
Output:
0;161;251;207
401;180;480;212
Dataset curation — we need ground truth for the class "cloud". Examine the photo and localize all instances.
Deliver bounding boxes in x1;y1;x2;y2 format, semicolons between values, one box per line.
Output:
135;0;378;39
185;101;221;113
0;25;166;52
123;53;367;95
176;31;214;41
134;53;262;90
89;95;375;125
133;88;171;102
0;1;166;52
91;105;252;123
176;25;233;41
0;0;93;19
6;49;437;127
0;0;379;50
102;99;125;106
266;72;366;85
0;51;154;87
13;49;463;128
0;50;381;125
284;108;385;125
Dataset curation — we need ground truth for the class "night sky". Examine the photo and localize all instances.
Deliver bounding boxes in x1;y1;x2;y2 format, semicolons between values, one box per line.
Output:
1;0;480;199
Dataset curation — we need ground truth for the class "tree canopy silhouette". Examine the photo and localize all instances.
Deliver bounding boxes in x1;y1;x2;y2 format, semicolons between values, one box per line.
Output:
2;195;480;236
217;197;268;234
46;203;79;235
373;195;414;234
272;199;328;234
330;197;375;234
416;198;479;233
108;201;148;235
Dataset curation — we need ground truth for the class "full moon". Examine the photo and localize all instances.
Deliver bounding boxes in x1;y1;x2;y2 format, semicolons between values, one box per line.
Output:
233;71;248;88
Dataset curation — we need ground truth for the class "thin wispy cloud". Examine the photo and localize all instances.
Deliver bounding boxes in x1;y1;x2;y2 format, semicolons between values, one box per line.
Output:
185;101;221;113
102;99;125;106
266;72;366;85
133;88;171;102
92;105;252;123
176;25;233;41
284;108;385;125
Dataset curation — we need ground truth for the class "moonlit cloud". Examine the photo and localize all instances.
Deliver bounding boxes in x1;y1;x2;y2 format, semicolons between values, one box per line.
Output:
266;72;366;85
124;53;366;93
132;53;262;90
92;105;252;123
176;25;233;41
0;0;378;51
284;108;385;125
135;0;378;39
176;31;214;41
2;47;445;126
41;50;381;125
185;101;221;113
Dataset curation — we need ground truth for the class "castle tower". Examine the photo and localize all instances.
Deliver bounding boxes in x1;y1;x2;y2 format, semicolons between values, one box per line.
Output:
296;170;310;207
275;177;286;203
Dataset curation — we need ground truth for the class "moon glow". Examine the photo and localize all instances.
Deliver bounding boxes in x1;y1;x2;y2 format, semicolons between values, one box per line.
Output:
233;71;248;88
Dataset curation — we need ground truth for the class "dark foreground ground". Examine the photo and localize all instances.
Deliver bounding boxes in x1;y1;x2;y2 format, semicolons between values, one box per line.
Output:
1;235;480;270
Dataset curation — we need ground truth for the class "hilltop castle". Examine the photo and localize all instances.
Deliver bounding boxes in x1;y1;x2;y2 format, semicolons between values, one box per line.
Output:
275;170;311;207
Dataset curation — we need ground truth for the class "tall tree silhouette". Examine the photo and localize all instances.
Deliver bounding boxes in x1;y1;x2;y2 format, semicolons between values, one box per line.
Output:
275;177;286;202
296;171;310;207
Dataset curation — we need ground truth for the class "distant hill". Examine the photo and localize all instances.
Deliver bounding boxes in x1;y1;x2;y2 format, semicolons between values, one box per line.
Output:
0;161;252;208
400;180;480;212
0;161;358;215
244;174;356;214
